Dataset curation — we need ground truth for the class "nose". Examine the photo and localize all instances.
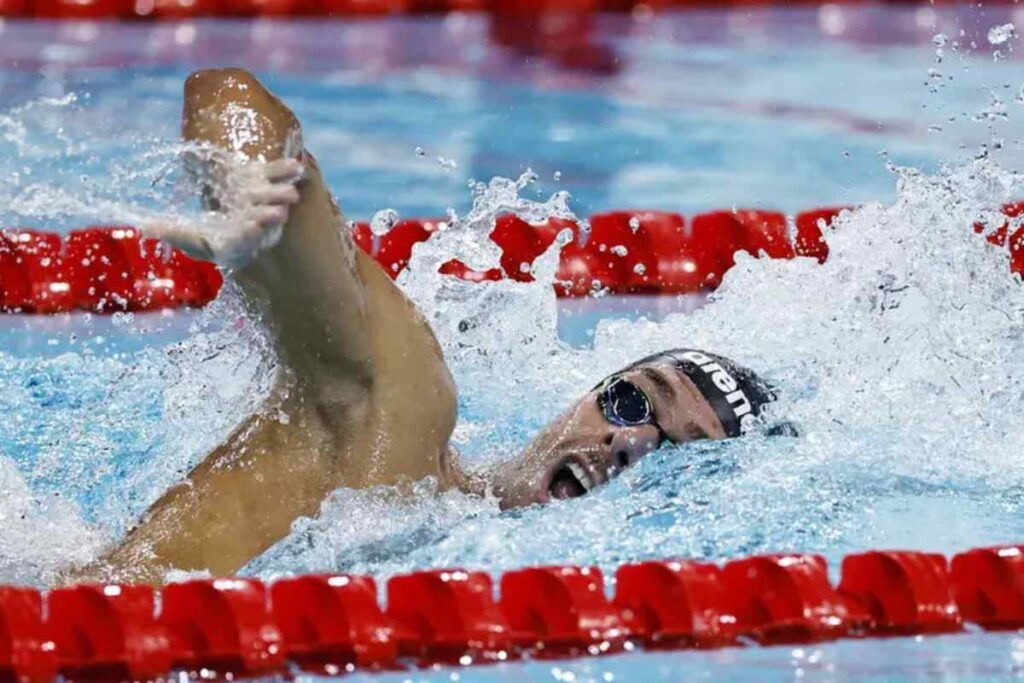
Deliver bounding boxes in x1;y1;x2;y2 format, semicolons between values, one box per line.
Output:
604;427;661;476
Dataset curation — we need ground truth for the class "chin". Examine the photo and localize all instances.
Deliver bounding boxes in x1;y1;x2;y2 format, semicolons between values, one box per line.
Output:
494;479;549;511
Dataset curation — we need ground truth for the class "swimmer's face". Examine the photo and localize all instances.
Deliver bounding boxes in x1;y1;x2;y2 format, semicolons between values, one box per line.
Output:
492;360;727;509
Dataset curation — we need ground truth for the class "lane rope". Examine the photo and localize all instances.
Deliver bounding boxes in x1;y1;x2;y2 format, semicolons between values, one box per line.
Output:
0;0;993;21
1;204;1020;314
4;544;1024;680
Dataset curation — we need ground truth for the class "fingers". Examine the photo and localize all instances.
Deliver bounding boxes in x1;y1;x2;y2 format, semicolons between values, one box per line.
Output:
252;204;288;229
237;158;303;209
263;158;304;183
249;182;300;207
185;157;303;269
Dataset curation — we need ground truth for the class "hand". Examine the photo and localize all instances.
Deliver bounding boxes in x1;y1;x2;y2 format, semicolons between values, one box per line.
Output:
145;157;304;269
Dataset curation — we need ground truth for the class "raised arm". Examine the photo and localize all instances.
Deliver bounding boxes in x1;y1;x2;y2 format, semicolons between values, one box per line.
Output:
181;68;375;393
72;69;459;584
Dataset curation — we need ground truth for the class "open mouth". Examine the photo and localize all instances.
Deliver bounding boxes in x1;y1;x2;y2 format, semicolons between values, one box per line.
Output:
548;458;596;500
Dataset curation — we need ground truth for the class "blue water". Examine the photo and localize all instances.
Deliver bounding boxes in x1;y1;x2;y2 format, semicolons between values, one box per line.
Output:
2;7;1024;680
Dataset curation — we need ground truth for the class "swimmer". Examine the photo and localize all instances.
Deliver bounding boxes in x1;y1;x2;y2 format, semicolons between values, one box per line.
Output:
82;69;778;584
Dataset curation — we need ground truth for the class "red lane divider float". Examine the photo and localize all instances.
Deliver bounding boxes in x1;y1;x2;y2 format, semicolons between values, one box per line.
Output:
2;202;1022;315
160;578;284;675
270;574;396;673
0;226;223;314
839;551;962;635
0;207;846;314
500;566;630;657
1;0;1004;19
387;569;512;664
614;560;738;649
2;544;1024;680
721;553;868;644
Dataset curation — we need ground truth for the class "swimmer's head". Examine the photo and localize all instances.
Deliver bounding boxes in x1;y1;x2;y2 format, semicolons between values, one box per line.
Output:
490;349;779;509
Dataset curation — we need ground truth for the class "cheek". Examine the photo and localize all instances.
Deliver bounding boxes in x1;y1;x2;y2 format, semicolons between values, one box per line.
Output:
621;426;662;451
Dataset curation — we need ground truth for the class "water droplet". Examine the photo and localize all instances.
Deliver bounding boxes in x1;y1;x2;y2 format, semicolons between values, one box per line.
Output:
370;208;399;236
988;23;1015;45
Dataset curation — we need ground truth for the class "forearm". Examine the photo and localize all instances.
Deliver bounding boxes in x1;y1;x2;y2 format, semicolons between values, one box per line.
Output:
233;155;374;387
181;69;374;388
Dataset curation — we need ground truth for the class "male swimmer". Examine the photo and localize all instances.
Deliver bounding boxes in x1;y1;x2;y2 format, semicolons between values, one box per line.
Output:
83;69;777;584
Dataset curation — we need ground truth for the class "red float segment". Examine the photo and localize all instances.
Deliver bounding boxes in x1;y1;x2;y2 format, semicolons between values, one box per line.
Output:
0;588;57;683
555;213;643;296
34;0;133;18
0;233;32;312
973;202;1024;276
613;560;738;649
139;0;226;17
580;211;658;293
47;584;171;681
84;227;218;312
387;569;513;663
64;228;136;312
950;546;1024;631
731;210;794;260
686;212;746;289
690;210;796;272
159;578;285;675
489;214;567;282
838;551;962;635
320;0;408;15
1010;227;1024;276
436;259;503;283
270;574;396;672
5;231;76;314
349;222;375;257
110;230;190;312
0;0;28;14
555;211;730;295
499;566;630;656
630;211;693;285
363;219;445;277
794;207;846;263
721;554;868;644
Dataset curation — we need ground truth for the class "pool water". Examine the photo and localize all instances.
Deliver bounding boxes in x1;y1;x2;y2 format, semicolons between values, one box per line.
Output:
2;6;1024;680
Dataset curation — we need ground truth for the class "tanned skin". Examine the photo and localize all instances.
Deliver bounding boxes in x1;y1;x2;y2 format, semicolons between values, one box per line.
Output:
86;69;458;583
74;68;730;584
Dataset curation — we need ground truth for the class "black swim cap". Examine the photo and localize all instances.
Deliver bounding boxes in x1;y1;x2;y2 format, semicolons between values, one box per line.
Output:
623;349;777;437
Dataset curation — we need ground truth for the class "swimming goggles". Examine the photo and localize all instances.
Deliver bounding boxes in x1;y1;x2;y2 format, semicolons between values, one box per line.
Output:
597;377;670;448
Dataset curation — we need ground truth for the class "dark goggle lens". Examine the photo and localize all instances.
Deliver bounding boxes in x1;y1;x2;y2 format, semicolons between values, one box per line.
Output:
600;379;653;426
